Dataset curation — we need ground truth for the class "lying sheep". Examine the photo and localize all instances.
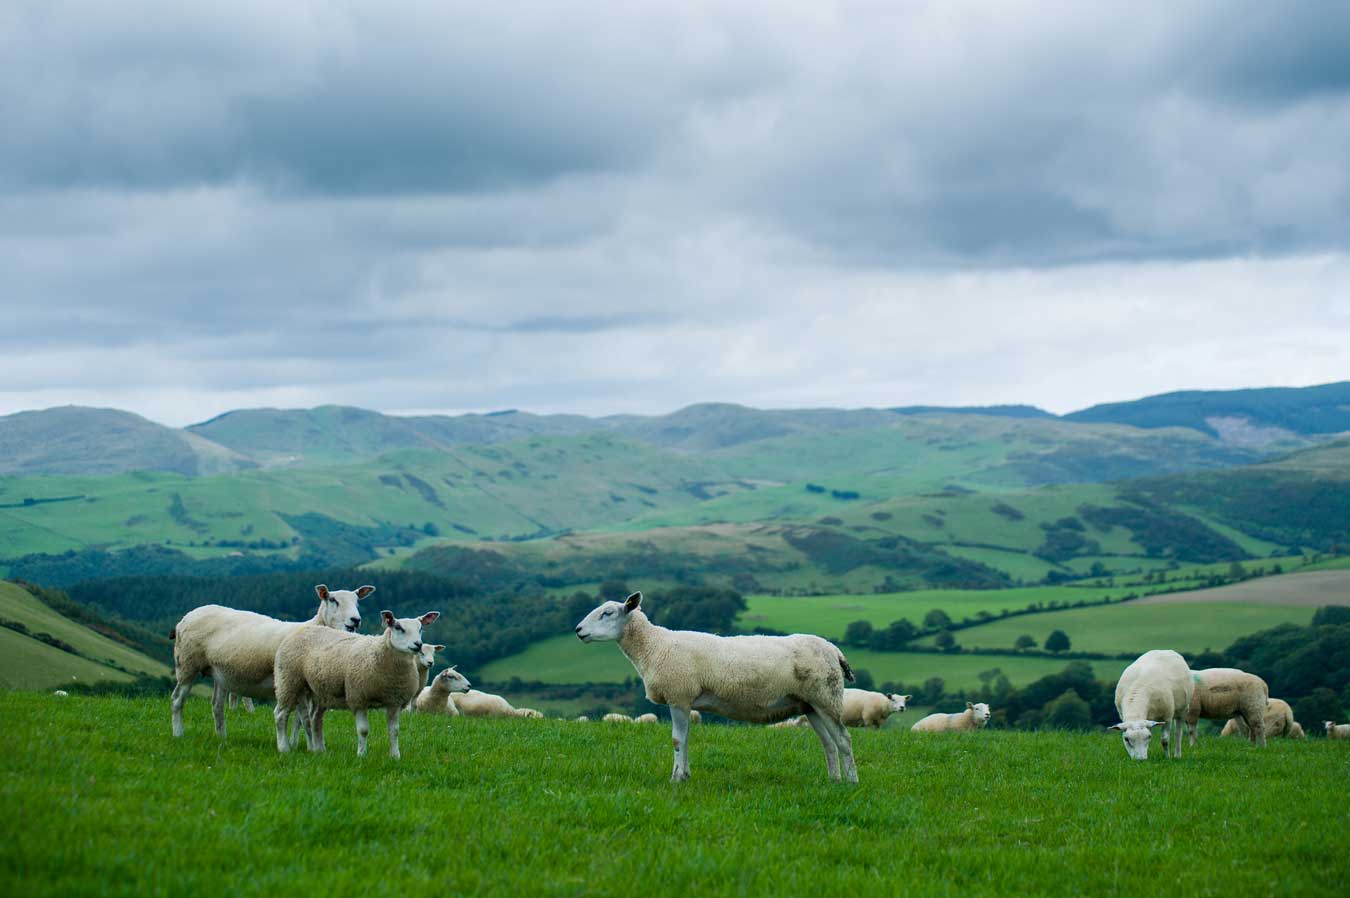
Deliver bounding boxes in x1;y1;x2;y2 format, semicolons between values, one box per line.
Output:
1185;668;1269;748
910;702;990;733
843;689;911;729
1326;721;1350;740
413;667;471;714
634;713;659;724
768;715;810;728
273;609;439;758
603;712;634;723
576;591;858;783
1219;698;1298;740
451;689;537;719
170;584;370;740
1110;649;1194;760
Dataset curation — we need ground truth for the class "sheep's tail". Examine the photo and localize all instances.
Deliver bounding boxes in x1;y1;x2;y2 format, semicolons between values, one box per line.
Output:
838;651;856;683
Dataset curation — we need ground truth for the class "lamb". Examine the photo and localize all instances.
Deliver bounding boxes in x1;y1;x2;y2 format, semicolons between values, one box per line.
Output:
575;591;858;783
1219;698;1298;740
170;584;370;740
603;712;634;723
843;689;911;728
634;713;659;724
1185;668;1269;748
1326;721;1350;740
450;689;536;719
272;609;439;758
1109;649;1194;760
413;666;471;714
910;702;990;733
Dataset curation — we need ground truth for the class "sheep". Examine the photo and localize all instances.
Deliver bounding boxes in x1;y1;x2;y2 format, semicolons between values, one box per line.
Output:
1326;721;1350;740
1219;698;1298;740
1289;721;1306;739
170;584;370;740
910;702;990;733
575;715;591;722
1185;668;1269;748
273;609;439;758
690;710;702;724
1109;649;1194;760
413;666;471;714
603;712;634;723
575;591;858;783
404;643;445;710
768;715;810;728
843;689;911;729
450;689;536;719
517;708;544;719
53;690;68;697
634;713;659;724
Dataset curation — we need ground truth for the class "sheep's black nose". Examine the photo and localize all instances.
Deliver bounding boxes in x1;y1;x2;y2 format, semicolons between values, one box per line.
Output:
574;625;582;633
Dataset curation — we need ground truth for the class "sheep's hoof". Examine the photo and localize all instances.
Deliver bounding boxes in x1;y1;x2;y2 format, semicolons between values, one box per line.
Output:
671;770;689;783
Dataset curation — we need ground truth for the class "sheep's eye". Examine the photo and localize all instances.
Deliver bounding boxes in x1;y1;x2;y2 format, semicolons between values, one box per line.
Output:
600;610;612;618
394;623;404;632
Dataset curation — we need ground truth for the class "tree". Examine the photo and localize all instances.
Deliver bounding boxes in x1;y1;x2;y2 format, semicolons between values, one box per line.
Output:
1014;634;1037;652
923;609;952;630
844;620;874;647
1044;689;1092;730
919;677;946;705
1045;630;1071;654
885;618;918;646
598;578;630;601
935;630;957;652
852;668;875;692
1294;688;1345;732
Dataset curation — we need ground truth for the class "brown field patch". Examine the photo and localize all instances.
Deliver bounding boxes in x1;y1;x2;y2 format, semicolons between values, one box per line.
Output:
1135;570;1350;607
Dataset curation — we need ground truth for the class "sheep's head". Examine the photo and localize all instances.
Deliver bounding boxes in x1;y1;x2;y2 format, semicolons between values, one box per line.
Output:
967;702;991;726
889;694;912;714
380;610;440;654
316;584;373;632
1326;721;1336;733
434;666;470;693
1109;720;1162;760
416;643;445;670
575;592;642;642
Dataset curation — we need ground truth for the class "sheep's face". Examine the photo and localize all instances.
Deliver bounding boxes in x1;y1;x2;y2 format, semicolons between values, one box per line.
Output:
416;643;444;670
381;610;440;654
967;702;991;726
575;592;642;642
435;667;471;693
315;584;373;632
889;694;911;714
1109;720;1162;760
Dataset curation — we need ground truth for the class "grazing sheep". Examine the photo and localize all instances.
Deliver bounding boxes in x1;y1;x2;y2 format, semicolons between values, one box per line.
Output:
575;592;858;783
1289;721;1306;739
1219;698;1298;740
1326;721;1350;740
910;702;990;733
603;712;634;723
170;584;370;739
634;713;659;724
1110;649;1194;760
843;689;912;729
450;689;535;719
273;609;439;758
413;667;471;714
1185;668;1269;748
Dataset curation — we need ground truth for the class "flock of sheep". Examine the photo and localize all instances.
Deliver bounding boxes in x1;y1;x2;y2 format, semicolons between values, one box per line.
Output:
166;584;1346;779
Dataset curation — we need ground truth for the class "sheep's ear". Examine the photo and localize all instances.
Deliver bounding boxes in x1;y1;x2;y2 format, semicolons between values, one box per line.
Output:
380;610;396;629
315;584;331;602
903;695;913;701
432;644;445;653
966;702;974;709
419;611;440;626
1147;720;1164;729
1107;723;1126;731
624;592;642;612
355;585;375;599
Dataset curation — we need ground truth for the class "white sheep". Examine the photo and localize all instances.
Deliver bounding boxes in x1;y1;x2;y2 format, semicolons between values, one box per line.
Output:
450;689;537;719
602;712;634;723
843;689;911;728
634;713;659;724
1109;649;1194;760
768;715;810;728
910;702;990;733
1219;698;1298;740
53;690;69;697
404;643;445;710
273;609;439;758
1326;721;1350;740
575;715;591;722
575;591;858;783
1185;668;1270;748
170;584;369;740
1289;721;1306;739
413;667;471;714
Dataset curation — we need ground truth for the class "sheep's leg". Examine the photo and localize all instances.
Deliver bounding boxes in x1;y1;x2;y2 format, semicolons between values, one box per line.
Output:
804;710;841;782
355;709;370;757
309;708;326;752
669;707;691;782
1185;717;1198;747
228;693;238;711
273;703;291;753
1171;717;1183;759
242;697;254;713
1249;710;1267;748
826;715;859;783
211;679;227;738
387;708;402;759
171;681;192;738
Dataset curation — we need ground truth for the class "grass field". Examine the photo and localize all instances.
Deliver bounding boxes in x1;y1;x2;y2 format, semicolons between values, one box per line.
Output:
0;582;170;679
1;693;1344;897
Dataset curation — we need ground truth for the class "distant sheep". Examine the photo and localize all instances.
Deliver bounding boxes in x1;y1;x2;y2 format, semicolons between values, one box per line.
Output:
1110;649;1193;760
911;702;990;733
634;713;659;724
273;609;439;758
843;689;911;728
576;591;857;783
451;689;537;719
1219;698;1298;740
413;667;471;715
768;715;810;728
1326;721;1350;740
603;712;634;723
575;715;590;722
53;690;68;697
1185;668;1269;748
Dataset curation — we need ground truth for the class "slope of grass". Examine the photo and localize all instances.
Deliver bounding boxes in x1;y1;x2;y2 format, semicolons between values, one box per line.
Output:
0;629;135;690
1;693;1343;898
0;582;170;679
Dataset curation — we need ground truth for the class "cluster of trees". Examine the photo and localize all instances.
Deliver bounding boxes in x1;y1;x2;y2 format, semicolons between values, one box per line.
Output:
842;606;1078;657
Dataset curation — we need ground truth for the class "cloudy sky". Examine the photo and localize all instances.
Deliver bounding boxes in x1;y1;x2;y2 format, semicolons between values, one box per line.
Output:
3;1;1348;426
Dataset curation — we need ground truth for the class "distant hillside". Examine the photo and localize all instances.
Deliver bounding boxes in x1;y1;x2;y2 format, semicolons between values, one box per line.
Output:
0;407;253;477
890;404;1054;419
1065;381;1350;447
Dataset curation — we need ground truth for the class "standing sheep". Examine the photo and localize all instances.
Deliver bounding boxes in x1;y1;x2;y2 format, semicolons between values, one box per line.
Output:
1185;668;1269;748
405;643;445;710
273;609;439;758
1109;649;1194;760
413;667;471;714
843;689;911;728
170;584;370;740
1326;722;1350;740
1219;698;1298;740
575;592;858;783
910;702;990;733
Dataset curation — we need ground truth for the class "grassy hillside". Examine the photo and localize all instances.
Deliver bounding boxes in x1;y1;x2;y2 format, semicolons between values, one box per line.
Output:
2;693;1340;897
0;628;138;690
0;582;170;678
